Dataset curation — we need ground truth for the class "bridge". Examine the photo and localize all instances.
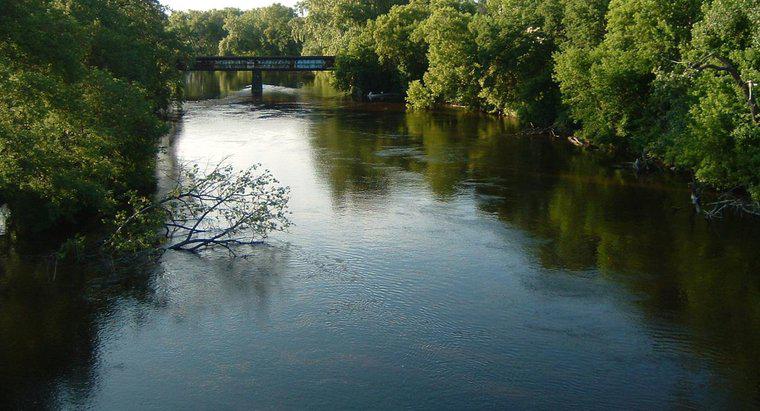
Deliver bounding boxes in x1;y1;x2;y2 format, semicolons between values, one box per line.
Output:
181;56;336;96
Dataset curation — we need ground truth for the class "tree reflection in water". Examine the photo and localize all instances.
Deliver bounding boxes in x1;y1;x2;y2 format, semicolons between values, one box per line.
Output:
1;74;758;407
307;104;760;402
0;239;156;408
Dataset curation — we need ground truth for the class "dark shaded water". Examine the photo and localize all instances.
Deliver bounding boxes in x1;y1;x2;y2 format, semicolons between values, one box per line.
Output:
1;73;759;409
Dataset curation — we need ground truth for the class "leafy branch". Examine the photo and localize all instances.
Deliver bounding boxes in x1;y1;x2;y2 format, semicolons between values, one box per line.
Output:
108;163;291;256
677;51;759;123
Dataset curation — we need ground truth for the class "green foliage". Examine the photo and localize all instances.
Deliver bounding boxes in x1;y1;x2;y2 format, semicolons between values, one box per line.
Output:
680;76;760;197
219;4;302;56
1;0;758;236
73;0;185;112
333;25;400;95
372;0;431;87
407;0;480;108
559;0;610;49
169;5;302;58
167;8;243;56
0;0;180;235
108;164;291;254
294;0;408;55
299;0;759;200
294;0;411;94
665;0;760;199
472;0;564;121
406;80;436;110
108;192;165;254
555;0;702;148
0;0;89;80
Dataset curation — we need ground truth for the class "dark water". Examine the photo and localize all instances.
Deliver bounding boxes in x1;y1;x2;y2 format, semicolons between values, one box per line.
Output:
2;72;759;409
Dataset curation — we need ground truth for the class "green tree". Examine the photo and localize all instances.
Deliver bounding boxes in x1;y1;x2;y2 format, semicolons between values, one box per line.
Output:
219;4;302;56
372;0;431;88
0;0;180;234
471;0;564;121
333;24;399;95
554;0;702;149
666;0;760;199
167;8;242;56
406;0;480;109
72;0;185;112
295;0;407;54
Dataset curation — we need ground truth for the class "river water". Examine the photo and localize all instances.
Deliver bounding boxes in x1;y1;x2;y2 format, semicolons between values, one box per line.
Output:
2;73;759;409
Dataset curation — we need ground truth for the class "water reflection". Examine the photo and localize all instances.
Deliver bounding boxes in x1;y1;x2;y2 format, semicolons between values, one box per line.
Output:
184;71;318;100
306;102;760;404
0;238;159;408
1;73;758;408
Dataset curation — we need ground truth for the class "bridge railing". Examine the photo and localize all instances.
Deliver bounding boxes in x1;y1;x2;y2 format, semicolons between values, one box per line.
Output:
181;56;336;72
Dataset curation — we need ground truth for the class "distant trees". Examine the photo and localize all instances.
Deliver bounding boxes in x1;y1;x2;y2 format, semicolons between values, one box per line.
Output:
219;4;301;56
167;8;243;56
169;5;302;57
293;0;406;55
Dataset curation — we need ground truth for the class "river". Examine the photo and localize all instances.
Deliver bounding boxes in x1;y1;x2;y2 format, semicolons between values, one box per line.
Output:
1;72;759;409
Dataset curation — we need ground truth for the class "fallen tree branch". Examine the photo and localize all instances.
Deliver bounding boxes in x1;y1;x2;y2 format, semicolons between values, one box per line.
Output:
109;163;291;255
702;192;760;220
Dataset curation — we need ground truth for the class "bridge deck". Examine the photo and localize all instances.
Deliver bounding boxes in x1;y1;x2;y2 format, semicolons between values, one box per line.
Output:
183;56;335;72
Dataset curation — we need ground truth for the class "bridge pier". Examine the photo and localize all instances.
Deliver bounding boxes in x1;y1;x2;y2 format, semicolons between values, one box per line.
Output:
251;70;263;97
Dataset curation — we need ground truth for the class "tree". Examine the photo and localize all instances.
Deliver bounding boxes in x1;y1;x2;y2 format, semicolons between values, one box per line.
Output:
472;0;564;121
294;0;408;55
333;24;399;95
167;8;243;56
666;0;760;200
219;4;302;56
406;0;480;109
372;0;431;88
109;164;291;255
72;0;185;112
0;0;182;234
554;0;702;149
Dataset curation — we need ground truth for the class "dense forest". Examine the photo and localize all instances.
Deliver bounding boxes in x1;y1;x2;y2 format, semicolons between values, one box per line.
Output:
0;0;758;242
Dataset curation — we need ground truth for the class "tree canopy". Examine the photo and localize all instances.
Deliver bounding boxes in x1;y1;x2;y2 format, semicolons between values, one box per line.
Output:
296;0;759;201
0;0;183;233
219;4;301;56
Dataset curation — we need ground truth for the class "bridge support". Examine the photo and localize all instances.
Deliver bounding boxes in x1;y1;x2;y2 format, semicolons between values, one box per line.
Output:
251;70;263;97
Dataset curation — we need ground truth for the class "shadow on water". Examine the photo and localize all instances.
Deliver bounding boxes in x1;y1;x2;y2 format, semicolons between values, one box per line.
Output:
0;236;157;408
0;231;293;409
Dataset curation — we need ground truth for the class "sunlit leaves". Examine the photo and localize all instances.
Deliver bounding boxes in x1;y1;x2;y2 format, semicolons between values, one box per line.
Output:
0;0;181;234
109;164;291;254
219;5;301;56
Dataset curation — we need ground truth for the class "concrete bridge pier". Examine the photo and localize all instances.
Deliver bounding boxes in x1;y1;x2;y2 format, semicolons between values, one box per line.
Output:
251;70;263;97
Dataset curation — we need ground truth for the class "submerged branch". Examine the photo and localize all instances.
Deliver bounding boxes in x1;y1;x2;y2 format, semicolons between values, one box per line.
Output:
704;195;760;220
109;163;291;255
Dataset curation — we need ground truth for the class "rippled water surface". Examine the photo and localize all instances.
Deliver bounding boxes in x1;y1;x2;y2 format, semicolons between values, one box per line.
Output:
2;73;759;409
